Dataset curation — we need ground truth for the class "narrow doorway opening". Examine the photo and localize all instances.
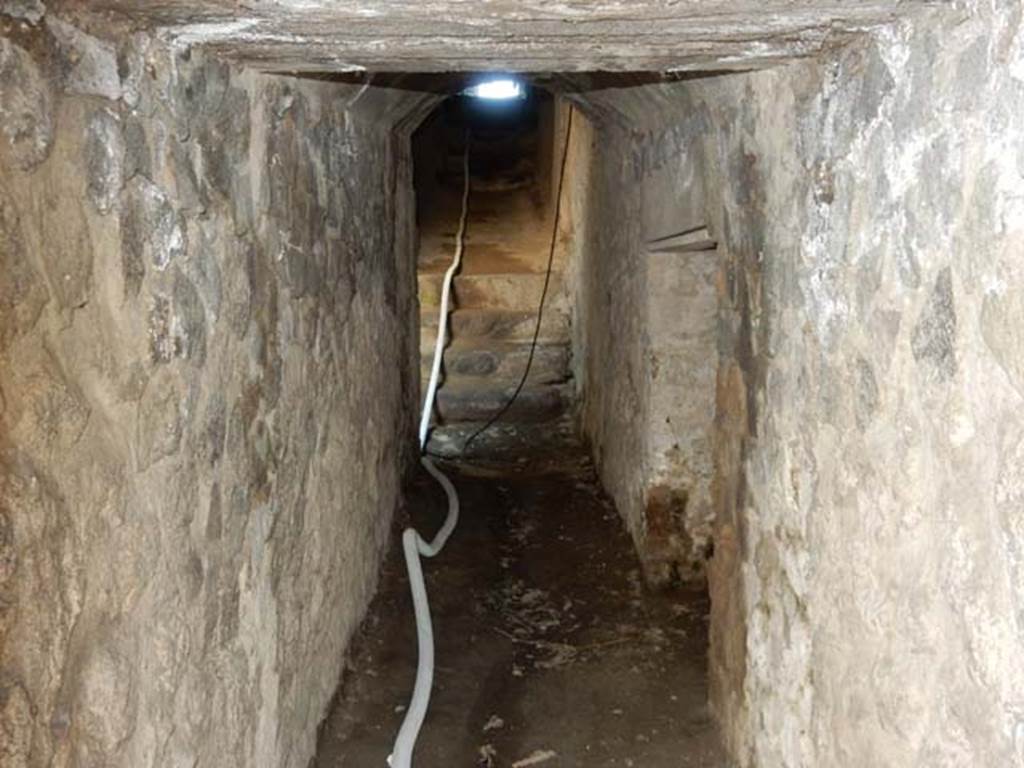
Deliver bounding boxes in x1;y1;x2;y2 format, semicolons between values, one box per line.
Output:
414;85;575;459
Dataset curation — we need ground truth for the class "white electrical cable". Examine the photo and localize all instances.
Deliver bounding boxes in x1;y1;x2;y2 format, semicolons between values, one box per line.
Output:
418;141;471;449
388;139;471;768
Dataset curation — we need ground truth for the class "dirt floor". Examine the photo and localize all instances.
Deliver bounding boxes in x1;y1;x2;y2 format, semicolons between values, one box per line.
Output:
313;448;726;767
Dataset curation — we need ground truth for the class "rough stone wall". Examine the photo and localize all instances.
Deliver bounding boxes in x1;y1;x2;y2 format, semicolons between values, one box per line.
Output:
669;3;1024;765
565;105;719;585
0;10;424;767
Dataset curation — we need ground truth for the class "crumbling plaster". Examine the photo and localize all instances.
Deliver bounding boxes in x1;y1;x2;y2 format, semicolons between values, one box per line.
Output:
0;8;431;766
562;103;719;586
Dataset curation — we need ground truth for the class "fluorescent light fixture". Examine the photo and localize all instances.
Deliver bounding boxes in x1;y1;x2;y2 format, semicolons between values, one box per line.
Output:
464;79;523;100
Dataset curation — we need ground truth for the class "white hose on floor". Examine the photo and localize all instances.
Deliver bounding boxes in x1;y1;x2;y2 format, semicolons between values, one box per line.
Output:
388;140;471;768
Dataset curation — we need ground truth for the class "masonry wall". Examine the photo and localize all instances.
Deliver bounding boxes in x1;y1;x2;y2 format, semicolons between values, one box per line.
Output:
566;2;1024;763
673;3;1024;765
0;11;422;767
566;102;719;586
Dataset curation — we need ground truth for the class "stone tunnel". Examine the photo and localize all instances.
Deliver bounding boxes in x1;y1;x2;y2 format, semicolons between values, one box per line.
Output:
1;1;1023;766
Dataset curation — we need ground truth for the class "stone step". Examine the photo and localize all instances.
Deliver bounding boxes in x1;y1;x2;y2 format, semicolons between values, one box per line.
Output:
422;219;551;244
418;238;553;275
420;307;569;346
431;382;571;424
425;418;580;460
419;341;570;386
418;271;562;311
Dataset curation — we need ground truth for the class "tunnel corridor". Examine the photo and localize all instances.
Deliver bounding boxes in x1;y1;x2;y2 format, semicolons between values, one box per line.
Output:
2;3;1024;768
313;88;721;765
313;453;720;767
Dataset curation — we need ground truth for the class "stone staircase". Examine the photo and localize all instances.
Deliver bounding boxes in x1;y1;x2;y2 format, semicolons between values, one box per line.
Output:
418;177;574;457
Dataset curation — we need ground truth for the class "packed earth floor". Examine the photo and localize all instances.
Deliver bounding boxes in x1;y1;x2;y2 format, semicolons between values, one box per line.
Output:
313;447;725;767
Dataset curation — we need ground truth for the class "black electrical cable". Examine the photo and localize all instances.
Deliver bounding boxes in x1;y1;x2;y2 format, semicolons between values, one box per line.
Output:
461;105;575;456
